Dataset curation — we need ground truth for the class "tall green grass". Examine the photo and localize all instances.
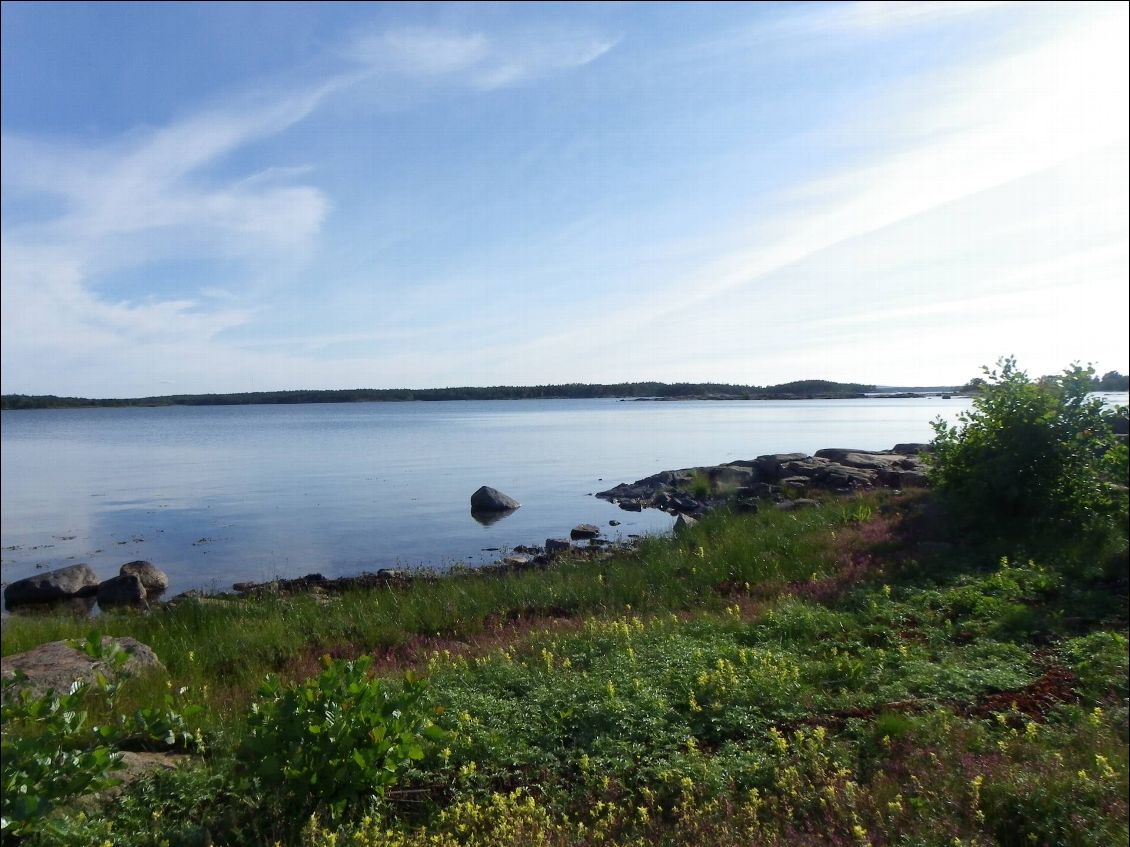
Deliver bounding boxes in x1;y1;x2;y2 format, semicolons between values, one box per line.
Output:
1;496;866;712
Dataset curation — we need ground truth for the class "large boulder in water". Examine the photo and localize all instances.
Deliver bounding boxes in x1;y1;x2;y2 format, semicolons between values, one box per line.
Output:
97;574;147;608
120;560;169;593
4;564;99;608
470;486;521;512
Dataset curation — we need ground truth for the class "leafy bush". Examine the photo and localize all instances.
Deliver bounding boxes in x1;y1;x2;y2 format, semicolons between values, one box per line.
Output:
238;656;443;825
1;675;123;839
929;357;1128;541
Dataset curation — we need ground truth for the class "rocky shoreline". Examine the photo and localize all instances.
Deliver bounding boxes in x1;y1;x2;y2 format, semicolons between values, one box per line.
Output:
3;444;929;611
595;444;929;515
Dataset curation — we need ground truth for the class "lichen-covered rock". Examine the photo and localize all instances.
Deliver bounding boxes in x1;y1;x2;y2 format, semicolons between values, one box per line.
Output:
2;637;165;699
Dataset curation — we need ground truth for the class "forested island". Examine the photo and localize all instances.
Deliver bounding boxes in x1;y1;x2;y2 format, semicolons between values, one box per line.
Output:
2;379;881;410
6;371;1125;411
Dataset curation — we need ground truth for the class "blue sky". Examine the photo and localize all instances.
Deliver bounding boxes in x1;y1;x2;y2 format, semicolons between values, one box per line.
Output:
2;1;1127;396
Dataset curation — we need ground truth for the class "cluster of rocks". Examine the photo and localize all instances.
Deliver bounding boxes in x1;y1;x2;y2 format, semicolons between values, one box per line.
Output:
3;560;169;611
229;522;633;597
596;445;930;517
231;568;416;597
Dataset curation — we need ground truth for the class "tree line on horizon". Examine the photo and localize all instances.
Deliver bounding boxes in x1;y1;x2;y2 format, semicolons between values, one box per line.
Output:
0;379;879;410
959;369;1129;395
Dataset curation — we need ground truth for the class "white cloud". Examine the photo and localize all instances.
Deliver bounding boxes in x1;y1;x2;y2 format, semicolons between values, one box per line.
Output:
345;24;616;90
0;79;342;394
352;28;491;75
435;6;1128;386
801;1;1008;34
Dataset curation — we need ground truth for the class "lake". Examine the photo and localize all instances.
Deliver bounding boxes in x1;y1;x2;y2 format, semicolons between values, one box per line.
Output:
0;395;993;601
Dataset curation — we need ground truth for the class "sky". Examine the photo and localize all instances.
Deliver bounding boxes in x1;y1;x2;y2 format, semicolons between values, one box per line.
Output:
1;1;1127;397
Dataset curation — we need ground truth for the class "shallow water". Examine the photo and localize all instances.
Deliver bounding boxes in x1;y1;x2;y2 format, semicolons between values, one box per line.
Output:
0;394;1024;600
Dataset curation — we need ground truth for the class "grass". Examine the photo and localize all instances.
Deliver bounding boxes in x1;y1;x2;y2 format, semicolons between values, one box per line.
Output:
3;489;1127;846
2;494;861;713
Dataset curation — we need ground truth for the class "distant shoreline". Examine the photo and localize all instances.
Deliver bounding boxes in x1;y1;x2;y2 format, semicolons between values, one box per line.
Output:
0;379;968;410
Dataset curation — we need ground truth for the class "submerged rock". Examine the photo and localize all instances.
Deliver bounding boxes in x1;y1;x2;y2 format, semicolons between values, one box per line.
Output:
570;523;601;540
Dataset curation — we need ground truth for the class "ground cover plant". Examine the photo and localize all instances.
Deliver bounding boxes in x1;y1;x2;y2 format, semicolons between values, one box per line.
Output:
4;491;1126;846
2;360;1127;845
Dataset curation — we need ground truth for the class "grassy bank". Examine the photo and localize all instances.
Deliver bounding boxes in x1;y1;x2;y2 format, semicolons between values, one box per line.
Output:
2;496;862;715
3;487;1127;846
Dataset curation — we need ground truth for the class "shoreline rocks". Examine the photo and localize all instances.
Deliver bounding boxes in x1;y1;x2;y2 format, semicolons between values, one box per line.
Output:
595;445;930;515
4;561;169;612
120;560;169;593
97;573;148;609
4;444;932;611
4;563;99;607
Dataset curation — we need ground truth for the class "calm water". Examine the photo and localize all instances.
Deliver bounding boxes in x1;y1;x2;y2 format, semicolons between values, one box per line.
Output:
2;396;982;599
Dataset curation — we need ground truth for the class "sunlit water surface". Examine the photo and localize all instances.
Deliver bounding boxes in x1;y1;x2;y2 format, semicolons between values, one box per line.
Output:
2;395;1069;601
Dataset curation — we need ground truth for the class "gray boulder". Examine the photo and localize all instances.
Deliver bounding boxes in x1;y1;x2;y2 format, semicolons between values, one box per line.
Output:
709;466;755;486
571;524;601;540
820;466;877;489
2;637;164;700
470;486;521;512
673;513;698;534
97;574;147;608
813;449;900;471
892;443;931;455
545;538;573;556
738;482;774;499
753;453;811;481
120;560;169;592
4;564;99;608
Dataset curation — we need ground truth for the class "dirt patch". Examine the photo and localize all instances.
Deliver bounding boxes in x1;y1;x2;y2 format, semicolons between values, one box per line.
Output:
781;663;1078;733
281;610;592;681
961;665;1079;723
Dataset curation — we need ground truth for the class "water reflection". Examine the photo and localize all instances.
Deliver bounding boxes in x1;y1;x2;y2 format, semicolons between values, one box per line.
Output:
5;594;97;616
470;507;519;526
4;396;1004;597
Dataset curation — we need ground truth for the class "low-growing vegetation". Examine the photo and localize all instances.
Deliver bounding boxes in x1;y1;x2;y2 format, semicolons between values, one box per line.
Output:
2;359;1126;845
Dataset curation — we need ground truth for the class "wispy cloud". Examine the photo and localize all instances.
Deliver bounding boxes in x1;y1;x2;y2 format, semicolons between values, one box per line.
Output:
1;16;621;395
345;24;617;90
0;76;344;393
795;1;1008;34
451;5;1128;385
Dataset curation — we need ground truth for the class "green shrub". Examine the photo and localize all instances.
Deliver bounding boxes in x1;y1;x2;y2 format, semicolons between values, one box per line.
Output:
929;357;1128;542
1;675;123;839
237;657;443;826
